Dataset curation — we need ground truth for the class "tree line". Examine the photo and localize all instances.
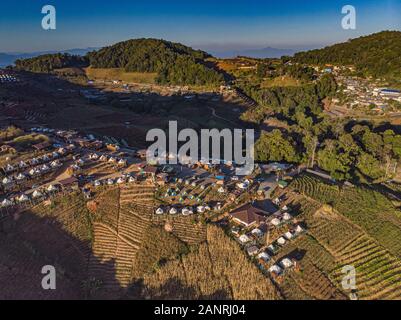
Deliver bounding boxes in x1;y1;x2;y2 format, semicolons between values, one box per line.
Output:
240;73;401;182
87;38;224;86
14;39;225;86
293;31;401;81
15;53;88;73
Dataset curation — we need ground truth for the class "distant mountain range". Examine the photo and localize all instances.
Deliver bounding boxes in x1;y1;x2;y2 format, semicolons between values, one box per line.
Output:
0;48;99;67
209;47;298;59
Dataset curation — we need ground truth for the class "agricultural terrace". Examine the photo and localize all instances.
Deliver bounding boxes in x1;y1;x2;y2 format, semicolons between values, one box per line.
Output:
286;174;401;299
137;225;281;300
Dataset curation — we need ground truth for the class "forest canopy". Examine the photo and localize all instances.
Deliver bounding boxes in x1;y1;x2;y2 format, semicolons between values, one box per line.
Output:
293;31;401;80
87;38;224;86
15;53;89;73
14;39;225;86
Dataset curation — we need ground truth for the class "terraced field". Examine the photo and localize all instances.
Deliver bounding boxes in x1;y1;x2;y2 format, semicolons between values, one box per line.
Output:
139;225;281;300
332;234;401;300
153;215;207;245
291;174;401;258
88;184;154;289
287;174;401;300
120;184;156;207
4;171;401;300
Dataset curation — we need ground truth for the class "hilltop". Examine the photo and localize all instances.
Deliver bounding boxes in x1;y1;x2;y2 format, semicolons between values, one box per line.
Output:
14;39;224;87
294;31;401;80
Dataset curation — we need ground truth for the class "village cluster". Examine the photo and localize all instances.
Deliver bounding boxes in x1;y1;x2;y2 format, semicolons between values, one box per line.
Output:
226;195;306;277
1;120;309;278
0;70;19;84
337;76;401;111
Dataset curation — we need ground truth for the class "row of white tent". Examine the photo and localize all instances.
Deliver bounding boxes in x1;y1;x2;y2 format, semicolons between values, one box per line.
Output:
2;161;62;185
0;75;18;82
0;184;60;208
155;202;222;216
90;153;127;166
30;127;55;134
3;149;65;173
269;258;294;275
93;174;137;187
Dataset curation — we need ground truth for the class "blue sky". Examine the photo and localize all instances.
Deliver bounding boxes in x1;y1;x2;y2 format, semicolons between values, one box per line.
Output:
0;0;400;52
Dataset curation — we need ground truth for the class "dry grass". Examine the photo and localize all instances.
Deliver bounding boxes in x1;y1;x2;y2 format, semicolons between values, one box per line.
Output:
261;76;301;88
138;225;281;300
85;67;157;84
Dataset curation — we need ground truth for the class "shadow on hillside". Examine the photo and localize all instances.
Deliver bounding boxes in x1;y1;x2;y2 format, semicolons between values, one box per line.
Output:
1;70;256;140
0;210;230;300
126;278;230;300
0;211;116;299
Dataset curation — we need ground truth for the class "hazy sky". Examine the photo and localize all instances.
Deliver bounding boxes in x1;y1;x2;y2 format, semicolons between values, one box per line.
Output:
0;0;400;52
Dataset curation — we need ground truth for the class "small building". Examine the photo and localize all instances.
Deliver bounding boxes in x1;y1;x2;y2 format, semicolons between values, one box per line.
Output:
246;245;259;256
251;228;264;238
284;231;294;240
116;177;126;184
17;194;29;202
277;237;287;246
47;184;57;192
283;212;292;221
269;264;283;275
32;190;43;199
295;225;305;234
230;201;278;227
270;218;281;226
257;251;271;262
238;234;251;244
1;198;13;207
2;177;13;185
280;258;294;269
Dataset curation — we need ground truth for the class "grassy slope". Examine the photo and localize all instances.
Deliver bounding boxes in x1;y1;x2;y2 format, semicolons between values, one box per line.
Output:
85;67;157;84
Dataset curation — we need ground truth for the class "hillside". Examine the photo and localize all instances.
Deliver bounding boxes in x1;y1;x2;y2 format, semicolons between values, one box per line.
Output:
294;31;401;80
15;53;89;73
13;39;224;86
87;38;224;86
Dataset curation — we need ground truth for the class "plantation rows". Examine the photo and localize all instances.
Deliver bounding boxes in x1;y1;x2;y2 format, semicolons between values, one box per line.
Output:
305;208;363;255
93;187;121;229
333;234;401;300
119;184;156;207
140;225;281;300
291;175;401;258
89;184;157;289
292;260;346;300
152;217;207;245
89;223;120;290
